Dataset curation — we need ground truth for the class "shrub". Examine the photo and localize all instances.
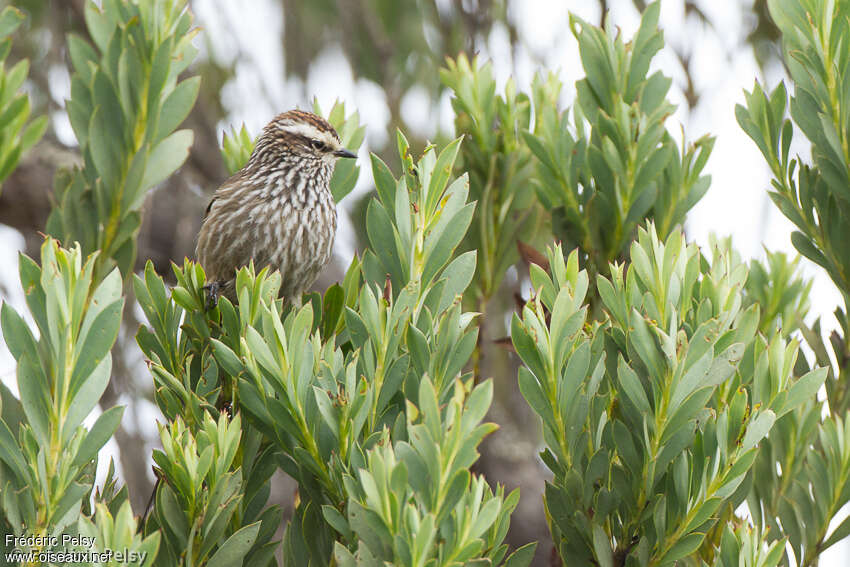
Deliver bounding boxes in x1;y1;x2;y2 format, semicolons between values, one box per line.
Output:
0;1;848;566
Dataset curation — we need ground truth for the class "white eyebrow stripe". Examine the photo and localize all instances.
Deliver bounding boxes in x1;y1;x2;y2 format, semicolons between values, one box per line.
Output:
279;121;338;146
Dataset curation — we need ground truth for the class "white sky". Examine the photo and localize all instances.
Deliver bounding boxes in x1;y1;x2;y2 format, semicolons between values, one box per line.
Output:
0;0;847;563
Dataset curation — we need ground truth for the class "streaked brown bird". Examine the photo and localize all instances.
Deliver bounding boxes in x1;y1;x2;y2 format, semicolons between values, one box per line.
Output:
196;110;356;306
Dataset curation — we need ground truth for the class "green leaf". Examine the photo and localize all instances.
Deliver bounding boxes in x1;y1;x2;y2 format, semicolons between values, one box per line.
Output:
0;6;24;39
741;410;776;451
321;284;345;339
211;339;244;377
407;324;430;375
0;417;26;480
331;150;361;202
617;356;651;416
67;33;98;77
822;514;850;551
412;513;437;561
322;504;353;539
592;524;614;567
518;366;550;420
628;309;664;379
156;76;201;142
333;542;357;567
659;532;704;564
20;114;48;152
88;106;122;187
370;153;397;209
425;136;463;216
64;354;112;443
0;143;21;183
156;484;189;548
52;481;88;533
613;419;641;476
782;367;827;415
560;339;590;415
348;500;393;558
682;497;722;535
17;352;50;446
661;386;713;446
74;405;124;466
0;382;24;438
4;59;29;96
1;301;37;361
790;231;828;269
419;376;441;441
313;386;339;439
597;274;625;324
437;250;476;314
365;199;404;285
83;0;114;53
206;522;261;567
71;298;123;396
504;542;537;567
141;129;194;190
147;38;174;113
421;202;475;286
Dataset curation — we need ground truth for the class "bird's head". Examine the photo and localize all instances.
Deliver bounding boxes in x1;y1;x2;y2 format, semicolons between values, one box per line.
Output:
251;110;357;170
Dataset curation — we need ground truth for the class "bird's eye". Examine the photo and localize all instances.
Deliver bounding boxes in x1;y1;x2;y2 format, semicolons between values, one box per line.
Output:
310;140;327;151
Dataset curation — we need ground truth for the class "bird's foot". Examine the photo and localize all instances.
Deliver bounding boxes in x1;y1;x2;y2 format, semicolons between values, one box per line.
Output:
203;281;223;310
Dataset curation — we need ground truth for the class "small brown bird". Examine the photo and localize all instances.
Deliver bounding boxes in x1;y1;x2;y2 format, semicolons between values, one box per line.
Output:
196;110;356;306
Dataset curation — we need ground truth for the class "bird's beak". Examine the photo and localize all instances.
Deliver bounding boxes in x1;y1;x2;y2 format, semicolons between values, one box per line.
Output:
334;148;357;159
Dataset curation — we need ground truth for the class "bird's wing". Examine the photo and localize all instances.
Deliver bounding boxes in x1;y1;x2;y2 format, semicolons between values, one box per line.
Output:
204;196;216;218
204;171;245;219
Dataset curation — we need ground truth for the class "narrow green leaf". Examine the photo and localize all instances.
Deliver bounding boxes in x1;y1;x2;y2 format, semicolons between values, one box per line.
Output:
17;353;49;446
4;59;29;95
437;250;476;314
322;504;353;540
20;114;48;152
313;386;339;439
504;542;537;567
370;153;397;208
790;231;828;269
659;532;704;564
683;497;722;535
421;202;475;286
64;353;112;442
0;302;36;361
206;522;261;567
83;1;114;53
88;107;121;186
0;418;26;479
141;129;193;191
518;366;550;420
628;309;664;379
617;356;651;415
156;76;201;142
661;386;713;445
321;283;345;339
741;410;776;451
425;136;463;216
71;299;123;396
0;6;25;39
73;405;124;466
823;514;850;552
592;524;614;567
782;367;827;415
211;339;243;377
